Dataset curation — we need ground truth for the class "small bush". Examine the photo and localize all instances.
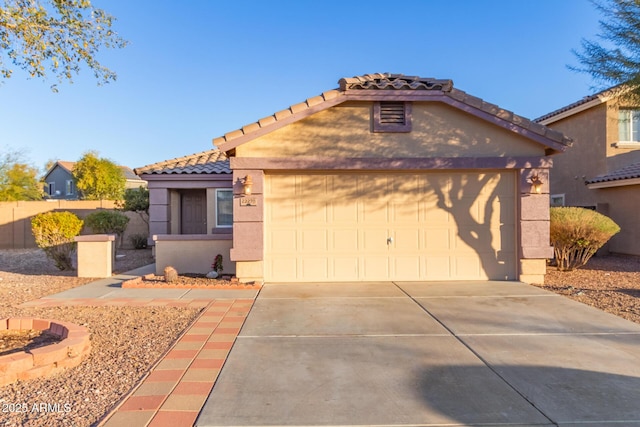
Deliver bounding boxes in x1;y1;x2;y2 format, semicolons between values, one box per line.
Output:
31;211;84;270
164;266;178;282
129;233;148;249
550;207;620;271
84;210;130;247
212;254;224;273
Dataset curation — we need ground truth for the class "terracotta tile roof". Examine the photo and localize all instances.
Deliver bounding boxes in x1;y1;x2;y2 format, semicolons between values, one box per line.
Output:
213;73;572;153
134;149;230;175
586;161;640;184
339;73;453;91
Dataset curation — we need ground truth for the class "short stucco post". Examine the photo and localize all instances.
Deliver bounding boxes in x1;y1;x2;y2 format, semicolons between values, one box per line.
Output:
74;234;115;278
518;168;554;283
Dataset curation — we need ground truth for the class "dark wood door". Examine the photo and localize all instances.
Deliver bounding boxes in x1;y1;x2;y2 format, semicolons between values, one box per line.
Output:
181;190;207;234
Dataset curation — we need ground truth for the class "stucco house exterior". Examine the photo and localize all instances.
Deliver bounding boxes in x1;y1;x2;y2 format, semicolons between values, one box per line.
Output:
43;161;146;200
536;87;640;256
136;73;571;283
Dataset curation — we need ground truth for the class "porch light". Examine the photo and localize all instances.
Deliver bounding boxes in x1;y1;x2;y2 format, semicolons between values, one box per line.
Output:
242;175;253;196
530;174;543;194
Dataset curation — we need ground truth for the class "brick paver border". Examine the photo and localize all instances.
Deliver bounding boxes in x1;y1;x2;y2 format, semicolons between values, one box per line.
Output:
99;298;255;427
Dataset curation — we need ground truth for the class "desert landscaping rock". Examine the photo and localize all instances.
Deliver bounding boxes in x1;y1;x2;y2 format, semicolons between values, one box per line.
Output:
0;249;198;427
0;248;639;426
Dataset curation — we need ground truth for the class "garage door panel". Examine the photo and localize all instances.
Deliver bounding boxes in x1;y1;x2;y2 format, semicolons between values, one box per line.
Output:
425;256;452;279
393;229;420;251
331;200;358;223
265;172;516;282
268;229;297;252
301;258;329;280
392;256;421;279
300;202;327;223
331;229;359;251
301;229;328;252
362;256;390;279
332;258;359;280
454;256;483;279
361;229;389;252
425;228;452;250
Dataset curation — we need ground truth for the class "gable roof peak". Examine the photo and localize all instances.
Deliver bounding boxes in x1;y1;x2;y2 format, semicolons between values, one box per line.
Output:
339;73;453;92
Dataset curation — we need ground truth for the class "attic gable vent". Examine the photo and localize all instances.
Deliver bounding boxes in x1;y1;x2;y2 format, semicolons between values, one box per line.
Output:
373;101;412;132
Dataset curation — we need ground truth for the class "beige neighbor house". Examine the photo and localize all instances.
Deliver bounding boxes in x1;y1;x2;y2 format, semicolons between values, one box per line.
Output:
536;87;640;256
136;73;572;283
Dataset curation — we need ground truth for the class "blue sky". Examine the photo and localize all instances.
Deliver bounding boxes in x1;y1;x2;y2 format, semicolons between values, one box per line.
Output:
1;0;603;173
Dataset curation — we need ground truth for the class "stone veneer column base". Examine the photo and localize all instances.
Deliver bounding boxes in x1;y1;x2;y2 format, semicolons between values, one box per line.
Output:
519;259;547;284
236;261;264;283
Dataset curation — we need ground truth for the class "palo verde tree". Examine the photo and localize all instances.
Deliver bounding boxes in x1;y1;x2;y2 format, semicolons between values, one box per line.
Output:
0;148;42;201
73;151;125;200
572;0;640;100
0;0;127;89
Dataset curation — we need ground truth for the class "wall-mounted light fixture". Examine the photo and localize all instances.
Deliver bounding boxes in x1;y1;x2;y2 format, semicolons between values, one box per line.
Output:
242;175;253;196
530;174;543;194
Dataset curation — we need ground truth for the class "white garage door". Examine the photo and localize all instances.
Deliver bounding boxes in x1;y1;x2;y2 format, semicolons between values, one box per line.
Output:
264;172;516;282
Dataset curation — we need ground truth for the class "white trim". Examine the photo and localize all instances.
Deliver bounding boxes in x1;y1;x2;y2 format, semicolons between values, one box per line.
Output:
48;182;55;196
65;180;74;195
614;141;640;149
587;177;640;189
215;188;233;228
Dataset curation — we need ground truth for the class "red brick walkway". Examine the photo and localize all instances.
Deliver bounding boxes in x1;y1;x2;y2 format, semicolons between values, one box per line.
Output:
99;298;254;427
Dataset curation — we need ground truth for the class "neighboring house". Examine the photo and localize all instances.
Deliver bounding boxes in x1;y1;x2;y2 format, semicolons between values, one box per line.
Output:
536;87;640;256
136;73;571;283
43;161;147;200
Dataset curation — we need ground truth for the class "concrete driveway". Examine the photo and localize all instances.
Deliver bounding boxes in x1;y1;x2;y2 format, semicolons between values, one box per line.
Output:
196;281;640;426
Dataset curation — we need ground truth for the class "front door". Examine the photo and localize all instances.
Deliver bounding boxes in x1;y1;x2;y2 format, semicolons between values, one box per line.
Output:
181;189;207;234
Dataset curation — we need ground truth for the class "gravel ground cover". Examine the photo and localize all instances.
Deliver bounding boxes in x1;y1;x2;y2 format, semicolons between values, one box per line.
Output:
0;249;200;427
1;249;638;426
532;253;640;325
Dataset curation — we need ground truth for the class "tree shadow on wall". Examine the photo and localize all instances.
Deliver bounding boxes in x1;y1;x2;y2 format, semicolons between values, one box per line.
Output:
426;172;514;280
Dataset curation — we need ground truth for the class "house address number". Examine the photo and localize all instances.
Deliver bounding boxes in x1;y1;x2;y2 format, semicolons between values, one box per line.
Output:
240;197;257;206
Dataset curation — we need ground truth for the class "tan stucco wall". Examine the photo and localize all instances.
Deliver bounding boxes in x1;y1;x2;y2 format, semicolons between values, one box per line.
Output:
0;200;147;250
154;236;235;275
547;101;640;207
545;104;608;207
236;102;545;159
590;185;640;255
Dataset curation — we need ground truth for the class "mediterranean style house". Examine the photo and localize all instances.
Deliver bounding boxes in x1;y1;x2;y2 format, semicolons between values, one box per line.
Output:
136;73;571;283
536;87;640;256
43;161;146;200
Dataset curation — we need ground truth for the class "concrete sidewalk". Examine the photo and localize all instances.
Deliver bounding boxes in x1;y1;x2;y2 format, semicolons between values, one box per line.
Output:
197;281;640;426
20;264;259;308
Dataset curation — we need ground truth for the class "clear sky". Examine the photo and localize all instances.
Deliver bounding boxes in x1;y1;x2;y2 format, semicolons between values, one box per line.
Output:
1;0;603;173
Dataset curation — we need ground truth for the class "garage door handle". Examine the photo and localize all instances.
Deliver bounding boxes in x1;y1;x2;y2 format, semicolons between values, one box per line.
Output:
387;237;393;245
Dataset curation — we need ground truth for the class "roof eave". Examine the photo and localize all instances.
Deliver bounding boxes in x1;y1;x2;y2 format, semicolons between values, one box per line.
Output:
587;177;640;189
216;89;569;155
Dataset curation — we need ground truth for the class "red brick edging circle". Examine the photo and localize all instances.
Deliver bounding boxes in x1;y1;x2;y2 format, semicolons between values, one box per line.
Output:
0;318;91;386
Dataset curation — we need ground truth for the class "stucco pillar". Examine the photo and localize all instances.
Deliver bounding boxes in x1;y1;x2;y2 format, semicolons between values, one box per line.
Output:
230;169;264;282
75;234;115;278
518;168;554;284
148;188;170;245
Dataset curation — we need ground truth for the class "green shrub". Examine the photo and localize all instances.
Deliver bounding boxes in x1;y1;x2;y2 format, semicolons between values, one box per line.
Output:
84;210;130;247
129;233;148;249
550;207;620;271
31;211;84;270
